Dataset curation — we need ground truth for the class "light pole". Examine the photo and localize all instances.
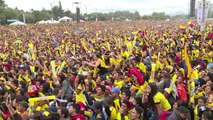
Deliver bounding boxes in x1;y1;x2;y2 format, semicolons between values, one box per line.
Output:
201;0;206;31
73;2;81;23
23;14;26;23
84;4;88;21
95;8;98;21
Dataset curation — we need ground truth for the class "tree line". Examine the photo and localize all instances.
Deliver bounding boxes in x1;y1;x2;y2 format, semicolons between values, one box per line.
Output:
0;0;213;24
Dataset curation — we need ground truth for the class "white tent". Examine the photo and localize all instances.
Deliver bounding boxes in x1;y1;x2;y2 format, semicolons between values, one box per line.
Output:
59;16;72;22
80;20;85;22
125;19;132;21
9;21;27;26
165;19;171;21
46;20;60;24
38;20;46;24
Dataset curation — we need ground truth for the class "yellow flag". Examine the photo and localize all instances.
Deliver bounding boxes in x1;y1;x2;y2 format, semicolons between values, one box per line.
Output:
58;61;66;74
50;61;57;78
179;25;186;29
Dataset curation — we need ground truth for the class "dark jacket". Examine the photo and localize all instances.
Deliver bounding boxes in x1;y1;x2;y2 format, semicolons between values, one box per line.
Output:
168;110;191;120
62;79;71;98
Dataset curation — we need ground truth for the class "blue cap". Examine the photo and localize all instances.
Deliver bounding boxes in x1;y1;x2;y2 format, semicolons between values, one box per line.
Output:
110;87;120;94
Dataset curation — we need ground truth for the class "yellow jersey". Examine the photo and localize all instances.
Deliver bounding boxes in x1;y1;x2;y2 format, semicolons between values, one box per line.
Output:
153;92;171;111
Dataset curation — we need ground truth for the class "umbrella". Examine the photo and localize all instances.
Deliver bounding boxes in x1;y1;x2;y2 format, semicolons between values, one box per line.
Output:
14;40;22;44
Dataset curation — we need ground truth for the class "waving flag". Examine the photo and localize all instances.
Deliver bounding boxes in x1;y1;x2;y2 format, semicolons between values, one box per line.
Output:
184;45;192;76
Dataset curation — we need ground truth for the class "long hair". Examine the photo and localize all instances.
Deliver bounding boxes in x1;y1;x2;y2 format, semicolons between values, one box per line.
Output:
77;75;86;86
147;83;158;110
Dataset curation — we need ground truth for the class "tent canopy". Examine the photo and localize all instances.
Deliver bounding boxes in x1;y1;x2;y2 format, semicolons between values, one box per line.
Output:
59;16;72;22
37;20;59;24
43;20;60;24
9;21;27;26
38;20;46;24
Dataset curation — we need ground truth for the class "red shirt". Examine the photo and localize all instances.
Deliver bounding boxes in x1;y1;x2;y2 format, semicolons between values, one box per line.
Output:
4;110;10;120
177;84;188;101
71;114;85;120
209;32;213;40
2;63;12;71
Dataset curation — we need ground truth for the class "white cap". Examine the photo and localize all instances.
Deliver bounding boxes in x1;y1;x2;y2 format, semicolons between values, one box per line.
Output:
101;46;106;50
82;71;88;76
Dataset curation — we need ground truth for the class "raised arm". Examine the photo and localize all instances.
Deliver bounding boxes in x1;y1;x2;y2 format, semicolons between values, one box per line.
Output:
85;60;100;68
155;103;163;115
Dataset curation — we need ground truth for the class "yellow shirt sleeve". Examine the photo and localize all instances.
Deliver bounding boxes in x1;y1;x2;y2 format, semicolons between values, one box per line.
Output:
114;80;124;89
116;113;129;120
194;91;204;99
75;92;86;104
153;93;161;103
153;92;171;111
137;62;146;73
110;58;115;65
109;107;117;120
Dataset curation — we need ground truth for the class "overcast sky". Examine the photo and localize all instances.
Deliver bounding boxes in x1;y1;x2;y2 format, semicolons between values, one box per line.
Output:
4;0;213;15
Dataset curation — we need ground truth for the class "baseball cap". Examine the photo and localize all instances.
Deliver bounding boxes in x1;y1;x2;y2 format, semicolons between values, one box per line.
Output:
130;85;138;91
90;101;102;110
82;71;88;76
110;87;120;94
105;85;112;91
0;77;5;82
19;101;29;109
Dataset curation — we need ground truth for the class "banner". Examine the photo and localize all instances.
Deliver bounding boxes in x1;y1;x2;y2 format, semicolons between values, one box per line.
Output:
197;1;210;25
197;1;203;25
204;1;210;24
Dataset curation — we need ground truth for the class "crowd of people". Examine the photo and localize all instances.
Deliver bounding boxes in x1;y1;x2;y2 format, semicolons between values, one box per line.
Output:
0;20;212;120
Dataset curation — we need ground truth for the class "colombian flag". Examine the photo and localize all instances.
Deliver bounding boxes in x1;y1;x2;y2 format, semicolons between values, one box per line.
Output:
184;45;192;76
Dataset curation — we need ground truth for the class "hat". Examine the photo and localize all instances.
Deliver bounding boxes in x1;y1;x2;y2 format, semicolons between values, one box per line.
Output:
19;101;28;109
47;105;58;113
77;85;82;90
130;85;138;91
0;77;6;82
105;85;112;91
110;87;120;94
82;71;88;76
90;101;102;110
101;46;106;50
19;64;25;68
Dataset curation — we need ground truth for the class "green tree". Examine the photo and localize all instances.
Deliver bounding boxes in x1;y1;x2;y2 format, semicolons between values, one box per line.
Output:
25;12;35;23
0;0;6;7
141;15;151;20
151;12;170;20
172;14;189;19
4;8;19;19
52;1;64;20
32;9;51;22
64;10;72;17
133;11;140;20
0;7;6;24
